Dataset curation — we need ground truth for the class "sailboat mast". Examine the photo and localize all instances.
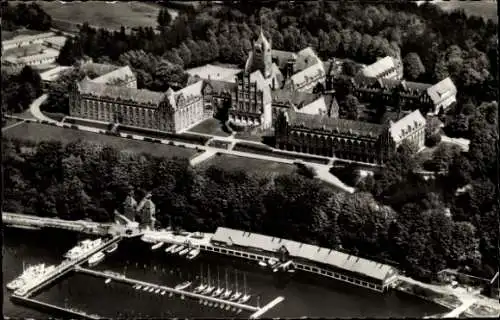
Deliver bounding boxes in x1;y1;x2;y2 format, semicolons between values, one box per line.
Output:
244;273;247;294
235;270;238;292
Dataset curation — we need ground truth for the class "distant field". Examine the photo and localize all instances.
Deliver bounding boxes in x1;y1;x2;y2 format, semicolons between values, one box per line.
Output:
200;153;297;177
2;29;43;41
32;1;177;31
435;0;498;22
3;122;198;159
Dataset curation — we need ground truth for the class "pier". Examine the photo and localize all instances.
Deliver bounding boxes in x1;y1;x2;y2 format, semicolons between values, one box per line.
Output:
75;266;263;312
13;236;122;298
442;300;475;318
250;296;285;319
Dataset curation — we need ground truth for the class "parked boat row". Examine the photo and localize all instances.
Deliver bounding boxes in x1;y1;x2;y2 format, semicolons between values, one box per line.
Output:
6;263;56;291
163;243;201;260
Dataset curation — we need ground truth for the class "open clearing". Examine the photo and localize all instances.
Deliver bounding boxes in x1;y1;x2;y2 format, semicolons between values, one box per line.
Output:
199;153;297;177
187;118;231;137
434;0;498;22
3;122;198;159
33;1;174;31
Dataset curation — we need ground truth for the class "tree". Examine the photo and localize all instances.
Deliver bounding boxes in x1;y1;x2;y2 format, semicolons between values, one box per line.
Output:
157;8;172;27
178;43;192;67
341;94;360;120
404;52;426;80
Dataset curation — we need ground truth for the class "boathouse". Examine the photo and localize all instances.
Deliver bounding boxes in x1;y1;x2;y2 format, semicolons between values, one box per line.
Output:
207;227;399;292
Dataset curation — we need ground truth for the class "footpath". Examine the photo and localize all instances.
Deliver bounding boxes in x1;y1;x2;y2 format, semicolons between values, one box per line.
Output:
23;96;355;193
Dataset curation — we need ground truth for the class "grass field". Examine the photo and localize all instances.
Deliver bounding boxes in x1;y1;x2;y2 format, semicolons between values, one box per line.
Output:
187;118;231;137
200;153;297;177
3;122;198;159
2;118;21;128
33;1;176;31
1;29;43;41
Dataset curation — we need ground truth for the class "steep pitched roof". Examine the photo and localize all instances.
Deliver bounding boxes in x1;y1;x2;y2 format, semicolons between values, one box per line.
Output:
249;70;272;105
298;97;329;116
186;64;242;82
92;65;135;85
81;62;120;77
212;227;398;281
204;79;237;94
174;80;204;104
426;77;457;105
77;78;165;106
389;109;426;143
289;62;326;90
271;89;319;107
361;56;397;78
289;111;385;137
295;47;320;72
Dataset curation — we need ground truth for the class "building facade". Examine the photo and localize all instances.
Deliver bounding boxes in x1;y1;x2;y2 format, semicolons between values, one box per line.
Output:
360;56;403;80
275;109;425;164
69;64;211;133
229;71;273;129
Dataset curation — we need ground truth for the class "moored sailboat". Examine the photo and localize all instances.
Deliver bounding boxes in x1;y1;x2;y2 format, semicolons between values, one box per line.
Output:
238;273;251;303
221;268;232;299
212;267;224;297
202;265;215;294
230;270;242;301
193;265;207;293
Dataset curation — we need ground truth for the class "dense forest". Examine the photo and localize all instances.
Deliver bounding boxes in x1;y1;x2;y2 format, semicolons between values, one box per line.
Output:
2;66;43;114
1;136;484;280
1;2;52;31
1;1;498;280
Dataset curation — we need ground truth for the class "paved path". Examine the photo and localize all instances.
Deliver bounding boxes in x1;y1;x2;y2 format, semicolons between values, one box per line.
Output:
443;299;475;318
441;135;470;152
190;150;217;166
29;97;354;193
2;119;26;132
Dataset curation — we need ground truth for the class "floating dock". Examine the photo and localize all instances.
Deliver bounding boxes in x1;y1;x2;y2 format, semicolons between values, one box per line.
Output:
75;266;285;314
249;296;285;319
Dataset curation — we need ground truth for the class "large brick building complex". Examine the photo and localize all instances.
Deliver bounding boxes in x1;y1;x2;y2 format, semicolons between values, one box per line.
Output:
69;64;211;133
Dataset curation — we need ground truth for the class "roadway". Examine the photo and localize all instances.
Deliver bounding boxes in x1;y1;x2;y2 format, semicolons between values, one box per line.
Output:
27;95;355;193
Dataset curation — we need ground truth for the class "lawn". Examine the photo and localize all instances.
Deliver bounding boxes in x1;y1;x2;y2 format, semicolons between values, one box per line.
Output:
3;122;199;159
2;118;21;128
187;118;231;137
34;1;175;31
199;153;297;177
234;127;275;143
11;109;35;119
1;28;43;41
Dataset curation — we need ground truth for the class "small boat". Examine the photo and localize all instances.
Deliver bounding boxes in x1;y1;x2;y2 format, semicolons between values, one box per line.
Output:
106;243;118;253
175;281;192;290
87;252;105;267
148;287;155;292
258;261;267;267
187;248;200;260
221;269;232;299
268;258;278;267
161;290;166;295
143;286;150;291
105;278;112;284
165;244;177;253
202;266;215;294
155;288;161;294
194;265;207;293
238;273;251;303
171;245;184;254
179;248;190;256
229;270;242;301
136;285;142;290
212;268;224;297
151;242;164;250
